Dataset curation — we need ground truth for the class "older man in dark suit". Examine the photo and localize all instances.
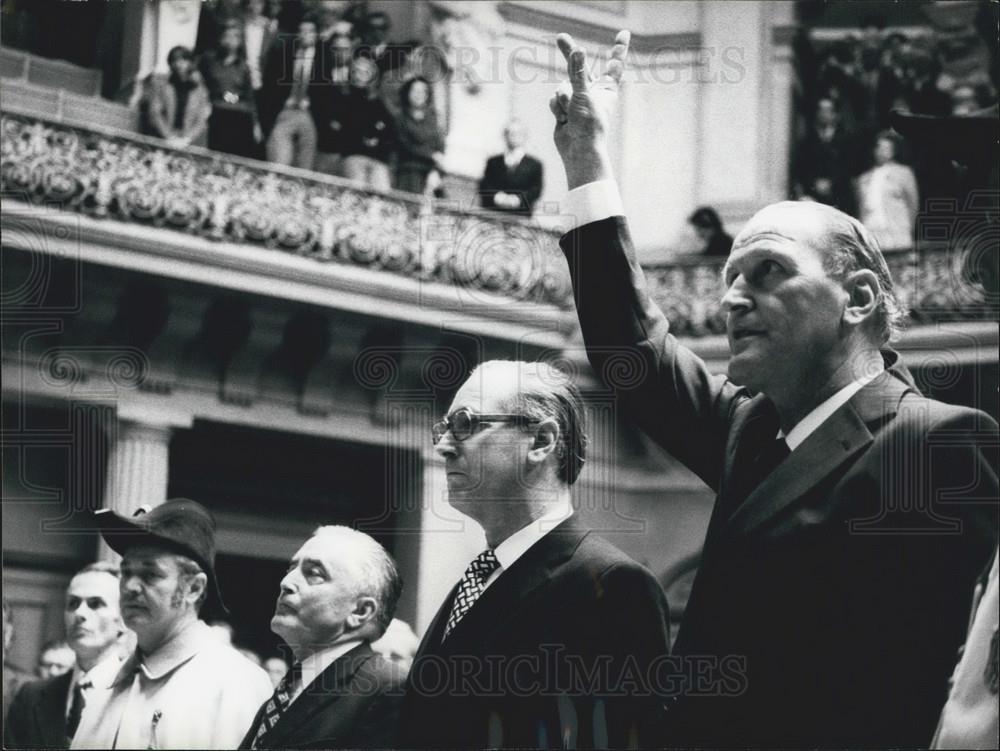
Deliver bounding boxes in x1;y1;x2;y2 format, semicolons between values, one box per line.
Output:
5;563;125;749
549;31;998;748
479;119;544;215
396;360;671;749
239;526;405;749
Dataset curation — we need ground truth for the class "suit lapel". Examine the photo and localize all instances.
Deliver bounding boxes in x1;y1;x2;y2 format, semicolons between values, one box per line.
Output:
260;643;373;748
728;371;911;536
40;672;72;745
412;582;459;659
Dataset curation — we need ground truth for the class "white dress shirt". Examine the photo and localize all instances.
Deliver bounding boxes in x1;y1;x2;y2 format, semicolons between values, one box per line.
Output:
564;179;884;451
484;497;574;590
65;651;122;720
781;373;880;450
243;18;269;91
503;147;525;170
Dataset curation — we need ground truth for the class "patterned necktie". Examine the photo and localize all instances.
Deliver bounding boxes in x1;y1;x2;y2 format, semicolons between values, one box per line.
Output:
66;680;90;738
443;549;500;641
250;661;302;749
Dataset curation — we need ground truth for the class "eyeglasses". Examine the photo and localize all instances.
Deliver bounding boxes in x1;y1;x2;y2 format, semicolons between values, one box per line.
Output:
431;408;535;445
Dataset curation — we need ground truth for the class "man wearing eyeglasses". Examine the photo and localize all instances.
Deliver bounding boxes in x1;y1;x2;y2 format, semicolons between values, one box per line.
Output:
396;360;671;749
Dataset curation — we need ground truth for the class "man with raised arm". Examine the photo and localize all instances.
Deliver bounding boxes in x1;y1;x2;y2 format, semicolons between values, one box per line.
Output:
550;30;997;748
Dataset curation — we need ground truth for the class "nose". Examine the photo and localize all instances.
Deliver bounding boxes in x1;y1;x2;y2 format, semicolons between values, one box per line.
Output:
279;569;298;595
434;431;458;459
721;274;753;315
121;575;142;595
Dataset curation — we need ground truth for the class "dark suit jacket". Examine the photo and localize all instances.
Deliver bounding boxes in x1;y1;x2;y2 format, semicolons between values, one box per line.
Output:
396;517;671;749
238;642;404;750
479;154;544;214
4;671;71;749
259;39;328;137
561;216;998;747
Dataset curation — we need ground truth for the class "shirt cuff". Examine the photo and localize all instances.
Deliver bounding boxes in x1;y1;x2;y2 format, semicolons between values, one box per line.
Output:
564;180;624;230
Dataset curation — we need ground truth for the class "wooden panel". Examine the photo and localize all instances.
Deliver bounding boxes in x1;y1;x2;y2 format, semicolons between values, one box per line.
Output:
2;567;72;676
25;56;101;97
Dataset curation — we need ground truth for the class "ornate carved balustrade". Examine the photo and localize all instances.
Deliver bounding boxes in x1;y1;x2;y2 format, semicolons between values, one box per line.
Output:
0;112;572;309
645;243;995;337
2;112;994;336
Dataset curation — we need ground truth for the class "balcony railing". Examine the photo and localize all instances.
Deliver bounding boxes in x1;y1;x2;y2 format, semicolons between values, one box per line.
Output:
0;112;573;309
2;112;994;336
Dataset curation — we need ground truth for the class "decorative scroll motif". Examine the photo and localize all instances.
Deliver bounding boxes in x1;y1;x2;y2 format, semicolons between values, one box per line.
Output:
1;114;993;332
0;113;571;308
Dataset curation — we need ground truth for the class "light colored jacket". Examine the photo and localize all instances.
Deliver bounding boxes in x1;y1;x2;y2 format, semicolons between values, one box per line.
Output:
72;620;272;750
146;73;212;147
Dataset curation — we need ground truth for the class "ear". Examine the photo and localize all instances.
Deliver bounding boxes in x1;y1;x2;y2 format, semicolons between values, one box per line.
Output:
346;597;377;630
842;269;879;329
527;418;560;466
186;572;208;605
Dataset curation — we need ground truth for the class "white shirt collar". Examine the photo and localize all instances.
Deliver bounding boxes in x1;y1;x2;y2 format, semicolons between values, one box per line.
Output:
291;639;364;703
487;497;574;588
504;148;525;168
781;371;881;450
66;651;122;716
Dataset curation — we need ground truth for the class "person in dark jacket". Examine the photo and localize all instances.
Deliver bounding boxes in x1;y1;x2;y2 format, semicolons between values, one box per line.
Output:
687;206;733;256
200;20;260;158
395;76;445;195
479;118;544;215
239;526;405;749
340;56;396;192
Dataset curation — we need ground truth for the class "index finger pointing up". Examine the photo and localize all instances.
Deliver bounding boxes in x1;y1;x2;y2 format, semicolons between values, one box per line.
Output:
557;33;590;93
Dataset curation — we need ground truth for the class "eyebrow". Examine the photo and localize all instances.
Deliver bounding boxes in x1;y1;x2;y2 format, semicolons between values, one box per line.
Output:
289;557;328;574
723;244;799;280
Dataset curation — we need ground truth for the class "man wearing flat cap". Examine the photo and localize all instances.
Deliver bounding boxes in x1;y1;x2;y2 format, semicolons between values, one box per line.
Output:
72;499;273;750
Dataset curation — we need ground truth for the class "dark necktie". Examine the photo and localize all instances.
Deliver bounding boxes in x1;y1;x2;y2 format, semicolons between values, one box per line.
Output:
66;680;90;738
250;661;302;749
443;549;500;641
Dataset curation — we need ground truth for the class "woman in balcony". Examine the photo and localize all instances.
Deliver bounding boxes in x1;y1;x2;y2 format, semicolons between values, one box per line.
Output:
146;46;213;150
199;20;261;159
855;130;919;252
395;76;446;195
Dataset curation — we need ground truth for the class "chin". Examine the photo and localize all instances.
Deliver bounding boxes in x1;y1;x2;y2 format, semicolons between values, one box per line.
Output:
727;355;757;388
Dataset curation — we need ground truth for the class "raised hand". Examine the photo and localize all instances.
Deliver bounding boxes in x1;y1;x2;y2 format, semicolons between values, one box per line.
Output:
549;30;630;189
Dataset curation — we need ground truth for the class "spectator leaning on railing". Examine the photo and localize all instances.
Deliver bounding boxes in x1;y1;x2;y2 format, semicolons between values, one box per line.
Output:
340;56;396;192
145;46;212;150
260;16;323;170
395;76;445;196
312;25;355;177
200;20;261;159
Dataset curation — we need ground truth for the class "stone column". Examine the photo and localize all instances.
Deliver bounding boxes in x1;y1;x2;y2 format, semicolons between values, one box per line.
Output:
415;449;486;634
97;406;192;562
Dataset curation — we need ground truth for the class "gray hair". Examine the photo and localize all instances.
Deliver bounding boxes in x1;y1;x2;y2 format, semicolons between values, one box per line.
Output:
817;207;907;343
77;561;121;579
471;360;588;485
311;526;402;636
